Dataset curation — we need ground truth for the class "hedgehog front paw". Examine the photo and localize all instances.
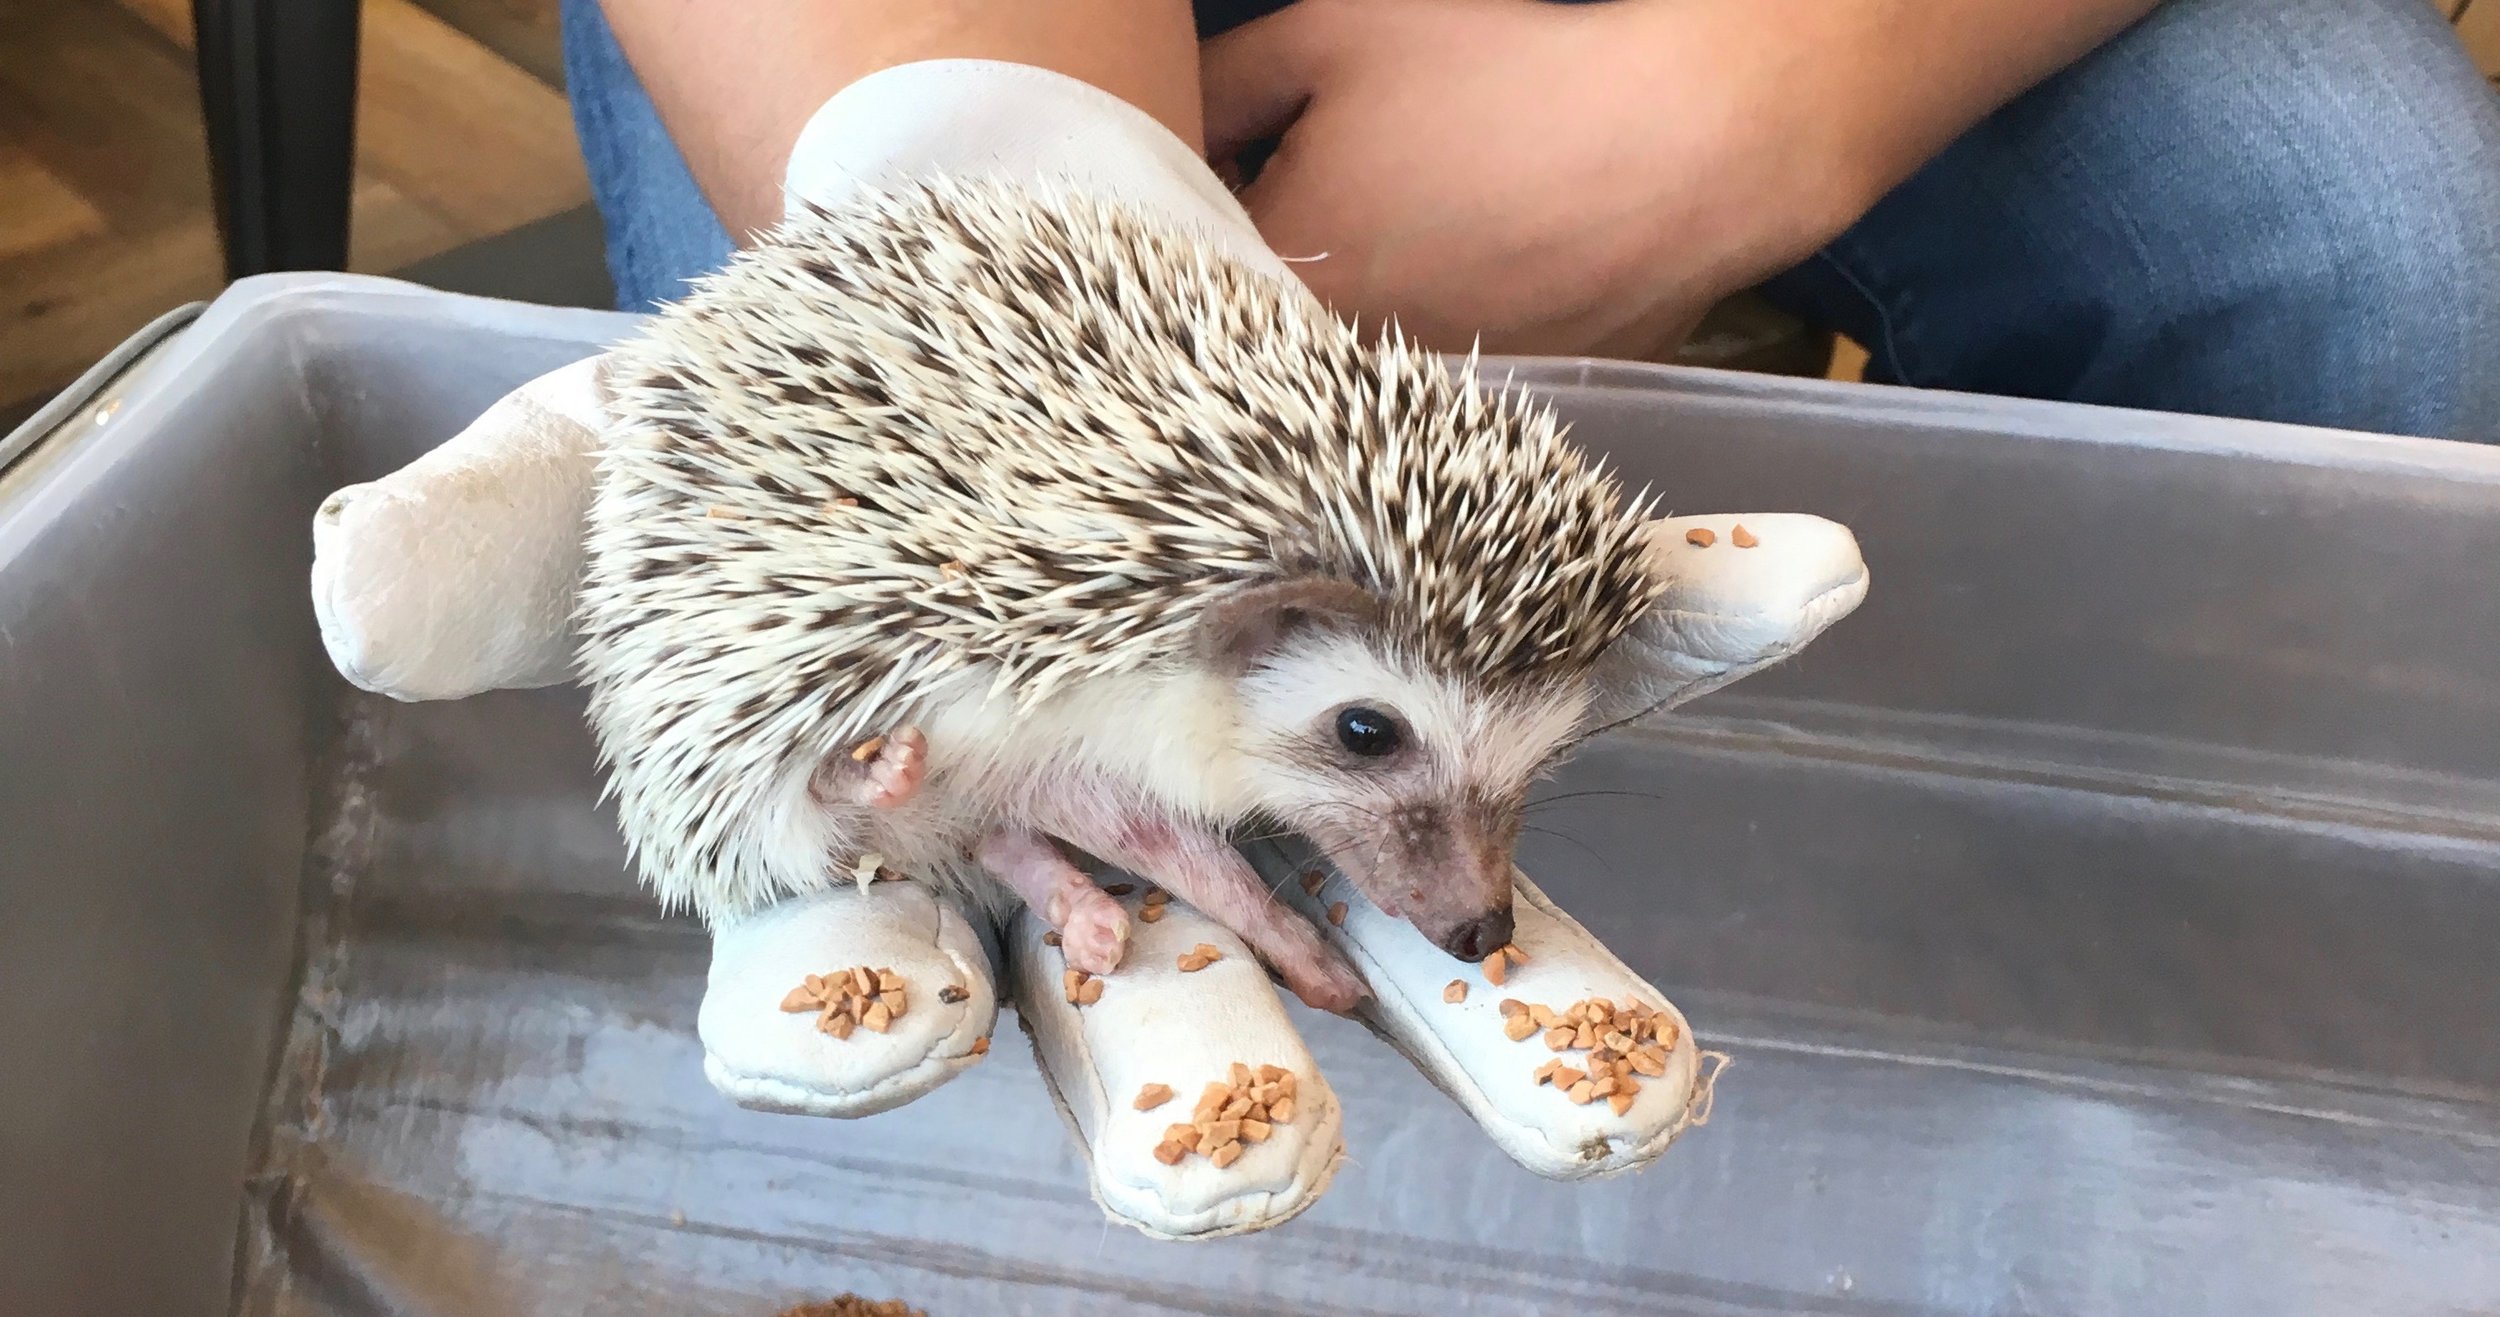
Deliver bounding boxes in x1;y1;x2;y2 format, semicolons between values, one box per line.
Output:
1053;886;1132;977
859;725;927;808
976;826;1133;976
816;725;928;810
1270;938;1367;1016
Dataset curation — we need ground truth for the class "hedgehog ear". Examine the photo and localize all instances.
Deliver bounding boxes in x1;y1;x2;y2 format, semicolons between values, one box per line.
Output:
1197;577;1383;673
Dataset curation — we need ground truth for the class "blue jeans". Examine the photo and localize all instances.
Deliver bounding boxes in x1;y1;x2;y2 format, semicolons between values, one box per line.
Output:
558;0;2500;441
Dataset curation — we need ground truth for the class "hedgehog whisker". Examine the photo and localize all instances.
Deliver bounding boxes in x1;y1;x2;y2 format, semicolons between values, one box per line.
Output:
1525;788;1672;812
1518;824;1617;880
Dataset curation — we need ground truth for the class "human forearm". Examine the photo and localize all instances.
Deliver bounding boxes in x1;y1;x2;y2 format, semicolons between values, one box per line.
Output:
596;0;1203;238
1630;0;2164;228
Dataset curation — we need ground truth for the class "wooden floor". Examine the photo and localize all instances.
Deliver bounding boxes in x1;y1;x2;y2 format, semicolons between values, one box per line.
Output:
0;0;583;409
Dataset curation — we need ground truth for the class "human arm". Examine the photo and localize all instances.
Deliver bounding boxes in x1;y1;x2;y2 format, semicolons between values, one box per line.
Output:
1201;0;2164;359
595;0;1205;237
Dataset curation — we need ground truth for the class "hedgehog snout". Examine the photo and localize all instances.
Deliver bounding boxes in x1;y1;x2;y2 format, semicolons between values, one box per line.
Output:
1439;908;1516;962
1310;796;1519;962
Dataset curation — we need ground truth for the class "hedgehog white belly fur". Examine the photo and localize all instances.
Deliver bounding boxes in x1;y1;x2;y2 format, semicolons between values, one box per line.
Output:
576;177;1667;997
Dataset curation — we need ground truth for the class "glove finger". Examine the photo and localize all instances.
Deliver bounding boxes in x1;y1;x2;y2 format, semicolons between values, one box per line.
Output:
699;877;999;1118
1005;877;1345;1241
1587;512;1869;727
1244;837;1722;1181
311;353;610;701
784;62;1293;286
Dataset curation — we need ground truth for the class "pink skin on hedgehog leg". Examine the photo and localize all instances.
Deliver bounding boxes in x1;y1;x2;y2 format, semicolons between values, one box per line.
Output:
976;827;1131;975
810;725;928;808
1081;817;1368;1015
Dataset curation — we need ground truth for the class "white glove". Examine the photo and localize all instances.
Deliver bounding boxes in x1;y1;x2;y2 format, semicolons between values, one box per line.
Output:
309;60;1868;1240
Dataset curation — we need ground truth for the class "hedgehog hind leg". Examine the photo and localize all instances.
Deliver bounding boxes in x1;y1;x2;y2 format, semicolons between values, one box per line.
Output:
809;725;928;810
975;827;1131;975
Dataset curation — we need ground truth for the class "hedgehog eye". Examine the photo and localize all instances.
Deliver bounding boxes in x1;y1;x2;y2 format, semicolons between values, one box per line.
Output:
1334;706;1402;758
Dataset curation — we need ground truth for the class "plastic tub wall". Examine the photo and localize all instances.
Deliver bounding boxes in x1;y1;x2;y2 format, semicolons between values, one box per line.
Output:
3;275;2495;1316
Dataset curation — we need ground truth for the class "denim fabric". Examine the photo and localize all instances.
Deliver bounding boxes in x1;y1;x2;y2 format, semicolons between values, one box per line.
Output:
556;0;2500;439
557;0;734;313
1759;0;2500;441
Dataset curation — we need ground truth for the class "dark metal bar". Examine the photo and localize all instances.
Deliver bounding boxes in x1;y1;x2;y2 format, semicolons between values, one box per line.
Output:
194;0;364;279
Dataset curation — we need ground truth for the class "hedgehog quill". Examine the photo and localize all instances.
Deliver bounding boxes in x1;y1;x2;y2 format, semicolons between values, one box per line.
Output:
576;178;1666;1011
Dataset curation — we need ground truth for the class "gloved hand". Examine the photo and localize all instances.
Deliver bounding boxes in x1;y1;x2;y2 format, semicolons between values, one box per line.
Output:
309;60;1869;1240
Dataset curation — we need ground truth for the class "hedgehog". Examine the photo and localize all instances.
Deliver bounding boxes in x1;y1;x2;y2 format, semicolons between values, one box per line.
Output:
575;177;1668;1011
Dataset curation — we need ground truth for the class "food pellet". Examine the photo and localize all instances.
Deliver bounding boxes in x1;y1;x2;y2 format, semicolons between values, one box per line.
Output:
1143;888;1170;906
1685;526;1716;547
970;1036;990;1056
1327;902;1348;926
1731;523;1759;548
1299;870;1327;895
1104;883;1136;896
939;984;969;1004
1159;1062;1304;1172
849;735;885;761
1504;1013;1539;1041
1135;1083;1174;1111
1504;993;1682;1113
1482;951;1509;987
1077;977;1106;1006
1139;904;1166;923
782;965;911;1040
1444;980;1469;1004
773;1295;925;1317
